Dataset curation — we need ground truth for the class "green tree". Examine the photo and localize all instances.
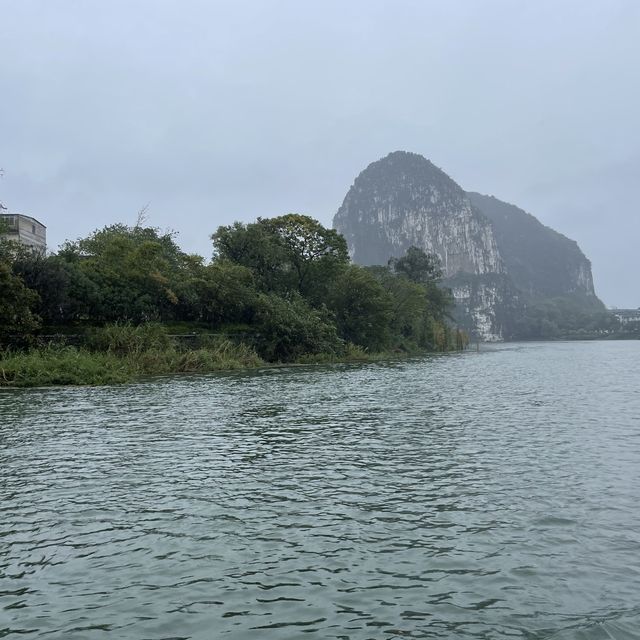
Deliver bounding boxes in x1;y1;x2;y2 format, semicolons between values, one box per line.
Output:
389;246;442;283
252;292;341;361
261;214;349;298
191;261;257;326
12;254;78;325
211;221;289;293
212;214;349;299
389;246;451;322
58;224;193;323
0;262;40;344
327;265;393;351
368;265;429;344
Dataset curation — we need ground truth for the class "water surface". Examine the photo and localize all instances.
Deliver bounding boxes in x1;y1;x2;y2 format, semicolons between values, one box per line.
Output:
1;341;640;639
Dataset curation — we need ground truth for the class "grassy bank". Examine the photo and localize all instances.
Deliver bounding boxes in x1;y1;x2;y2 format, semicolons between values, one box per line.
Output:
0;324;439;388
0;343;404;388
0;324;263;387
0;341;265;388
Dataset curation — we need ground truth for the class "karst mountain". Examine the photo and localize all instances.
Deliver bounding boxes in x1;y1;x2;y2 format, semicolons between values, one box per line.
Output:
333;151;603;340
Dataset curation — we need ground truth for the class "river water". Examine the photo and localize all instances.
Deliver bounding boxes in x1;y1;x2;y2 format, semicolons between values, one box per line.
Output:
1;341;639;639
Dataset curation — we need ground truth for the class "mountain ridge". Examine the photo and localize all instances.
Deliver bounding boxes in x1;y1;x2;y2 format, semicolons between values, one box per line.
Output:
467;191;597;300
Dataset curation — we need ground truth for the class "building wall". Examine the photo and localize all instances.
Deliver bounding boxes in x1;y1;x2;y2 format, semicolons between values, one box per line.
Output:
0;214;47;253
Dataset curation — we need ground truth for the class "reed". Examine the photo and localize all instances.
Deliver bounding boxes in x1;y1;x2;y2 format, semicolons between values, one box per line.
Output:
0;327;265;387
0;345;131;387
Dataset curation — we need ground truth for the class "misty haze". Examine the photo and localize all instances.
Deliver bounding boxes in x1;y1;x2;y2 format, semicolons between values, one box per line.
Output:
1;2;639;639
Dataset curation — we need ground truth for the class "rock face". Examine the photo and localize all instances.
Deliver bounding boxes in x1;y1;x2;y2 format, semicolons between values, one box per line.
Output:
333;151;603;340
333;151;503;276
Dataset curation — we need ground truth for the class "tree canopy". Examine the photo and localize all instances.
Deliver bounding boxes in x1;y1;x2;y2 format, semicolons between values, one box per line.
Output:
1;215;464;358
212;214;349;298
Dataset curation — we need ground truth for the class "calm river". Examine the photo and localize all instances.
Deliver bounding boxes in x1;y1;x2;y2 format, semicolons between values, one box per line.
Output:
1;341;639;639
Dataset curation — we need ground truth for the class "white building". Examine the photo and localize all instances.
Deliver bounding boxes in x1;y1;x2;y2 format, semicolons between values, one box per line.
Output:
0;213;47;253
612;309;640;325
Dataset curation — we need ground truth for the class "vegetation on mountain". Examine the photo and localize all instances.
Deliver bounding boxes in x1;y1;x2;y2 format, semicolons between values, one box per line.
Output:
467;192;598;299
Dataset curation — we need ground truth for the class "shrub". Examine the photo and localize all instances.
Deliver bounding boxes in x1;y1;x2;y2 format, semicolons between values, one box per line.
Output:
253;293;341;362
327;266;393;351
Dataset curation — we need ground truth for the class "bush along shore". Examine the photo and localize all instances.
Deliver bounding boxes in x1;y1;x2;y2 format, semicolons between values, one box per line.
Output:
0;215;468;387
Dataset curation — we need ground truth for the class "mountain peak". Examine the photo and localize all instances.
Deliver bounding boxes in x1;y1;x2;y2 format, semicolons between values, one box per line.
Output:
354;151;454;190
333;151;502;275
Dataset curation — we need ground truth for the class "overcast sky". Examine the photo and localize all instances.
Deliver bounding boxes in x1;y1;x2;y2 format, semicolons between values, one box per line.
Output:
1;0;638;307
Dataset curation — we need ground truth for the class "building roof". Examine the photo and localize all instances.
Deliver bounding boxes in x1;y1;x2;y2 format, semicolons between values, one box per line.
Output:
0;212;47;229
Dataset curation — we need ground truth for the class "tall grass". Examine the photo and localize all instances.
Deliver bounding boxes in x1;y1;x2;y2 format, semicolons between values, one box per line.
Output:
86;322;173;355
0;325;264;387
294;342;394;364
0;346;131;387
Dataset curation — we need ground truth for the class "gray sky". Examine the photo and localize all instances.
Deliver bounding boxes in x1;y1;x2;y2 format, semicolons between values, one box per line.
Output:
2;0;639;307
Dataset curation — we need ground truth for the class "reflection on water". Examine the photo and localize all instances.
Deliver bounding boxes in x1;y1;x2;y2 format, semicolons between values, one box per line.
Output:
1;341;640;639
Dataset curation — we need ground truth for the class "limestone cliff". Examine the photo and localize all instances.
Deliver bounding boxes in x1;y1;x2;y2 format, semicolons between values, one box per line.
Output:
333;152;503;276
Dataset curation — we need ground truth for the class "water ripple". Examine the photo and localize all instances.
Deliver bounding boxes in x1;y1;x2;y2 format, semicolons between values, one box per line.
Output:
1;341;640;638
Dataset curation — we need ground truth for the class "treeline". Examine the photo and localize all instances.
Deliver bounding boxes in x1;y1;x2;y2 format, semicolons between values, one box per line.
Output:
511;294;620;340
1;214;467;366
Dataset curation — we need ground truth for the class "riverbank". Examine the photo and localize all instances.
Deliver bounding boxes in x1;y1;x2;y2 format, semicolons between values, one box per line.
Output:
0;341;259;387
0;330;420;388
0;319;469;388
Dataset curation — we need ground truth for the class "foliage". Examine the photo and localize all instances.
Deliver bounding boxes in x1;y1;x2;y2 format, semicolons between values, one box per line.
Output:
294;342;397;364
0;325;264;387
389;246;443;283
190;261;257;325
57;224;192;323
12;254;83;325
260;214;349;298
509;294;616;340
252;293;341;361
389;246;452;322
368;265;428;344
212;214;348;298
362;247;456;350
326;265;393;351
170;339;263;372
1;217;468;385
211;221;289;293
0;262;41;344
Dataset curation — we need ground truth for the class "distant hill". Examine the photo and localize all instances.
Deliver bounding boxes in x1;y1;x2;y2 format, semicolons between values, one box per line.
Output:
333;151;606;340
467;192;597;300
